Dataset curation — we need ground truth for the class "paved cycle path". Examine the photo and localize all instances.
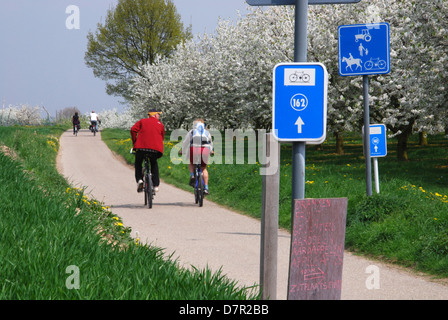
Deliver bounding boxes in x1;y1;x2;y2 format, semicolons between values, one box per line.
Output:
57;129;448;300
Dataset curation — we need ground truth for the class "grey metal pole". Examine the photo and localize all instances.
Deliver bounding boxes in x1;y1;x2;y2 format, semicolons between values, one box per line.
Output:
288;0;309;301
363;75;373;196
291;0;308;203
373;157;380;193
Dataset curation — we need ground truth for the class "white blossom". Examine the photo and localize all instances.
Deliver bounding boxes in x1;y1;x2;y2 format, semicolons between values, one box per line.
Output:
0;104;42;126
125;1;448;138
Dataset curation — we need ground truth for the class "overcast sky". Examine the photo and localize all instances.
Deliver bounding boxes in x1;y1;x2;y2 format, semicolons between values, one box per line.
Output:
0;0;252;117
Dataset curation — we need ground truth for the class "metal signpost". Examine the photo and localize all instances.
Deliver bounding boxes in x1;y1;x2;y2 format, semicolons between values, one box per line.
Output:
247;0;361;300
338;22;390;196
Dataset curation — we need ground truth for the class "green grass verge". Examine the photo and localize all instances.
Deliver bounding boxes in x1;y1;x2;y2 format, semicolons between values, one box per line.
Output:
102;128;448;279
0;126;258;299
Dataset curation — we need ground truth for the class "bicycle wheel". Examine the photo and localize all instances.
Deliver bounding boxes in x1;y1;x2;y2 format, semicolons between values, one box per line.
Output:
193;169;199;204
364;61;373;70
197;172;204;207
194;185;199;204
145;173;153;209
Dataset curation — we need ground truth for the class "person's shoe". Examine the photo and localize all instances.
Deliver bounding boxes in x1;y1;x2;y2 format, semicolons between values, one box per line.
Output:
204;188;209;195
189;176;195;187
154;186;159;193
137;180;143;193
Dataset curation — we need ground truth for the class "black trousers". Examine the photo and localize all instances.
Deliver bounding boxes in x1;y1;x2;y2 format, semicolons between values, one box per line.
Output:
135;150;162;187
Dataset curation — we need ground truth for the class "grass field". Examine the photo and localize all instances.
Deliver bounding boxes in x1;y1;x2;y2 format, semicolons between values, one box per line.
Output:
102;128;448;279
0;126;258;299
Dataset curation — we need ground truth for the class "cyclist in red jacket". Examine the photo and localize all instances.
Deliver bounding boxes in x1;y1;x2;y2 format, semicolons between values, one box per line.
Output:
131;109;165;193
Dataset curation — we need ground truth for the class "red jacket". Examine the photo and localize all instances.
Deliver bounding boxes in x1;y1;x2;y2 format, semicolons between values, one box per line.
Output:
130;117;165;154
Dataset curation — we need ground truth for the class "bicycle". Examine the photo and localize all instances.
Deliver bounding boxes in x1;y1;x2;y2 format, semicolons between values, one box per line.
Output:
90;121;98;136
131;149;155;209
74;124;80;136
364;57;386;70
143;153;156;209
193;163;205;207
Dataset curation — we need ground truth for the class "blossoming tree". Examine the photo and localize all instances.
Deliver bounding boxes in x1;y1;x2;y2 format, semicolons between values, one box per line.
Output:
128;1;448;159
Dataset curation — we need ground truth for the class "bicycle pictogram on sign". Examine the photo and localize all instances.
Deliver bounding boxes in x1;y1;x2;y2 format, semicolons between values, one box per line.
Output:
338;22;390;76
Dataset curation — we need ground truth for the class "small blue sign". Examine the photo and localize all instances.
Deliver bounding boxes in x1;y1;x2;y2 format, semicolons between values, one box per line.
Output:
338;22;390;76
369;124;387;157
273;63;328;143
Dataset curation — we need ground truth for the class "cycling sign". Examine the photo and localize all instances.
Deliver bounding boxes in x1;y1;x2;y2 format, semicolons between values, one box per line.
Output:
273;63;328;144
338;22;390;76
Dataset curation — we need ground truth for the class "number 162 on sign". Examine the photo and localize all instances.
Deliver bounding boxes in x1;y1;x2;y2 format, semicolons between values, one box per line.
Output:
290;94;308;111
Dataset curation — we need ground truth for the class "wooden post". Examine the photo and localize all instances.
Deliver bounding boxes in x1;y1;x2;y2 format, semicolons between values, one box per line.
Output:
288;198;347;300
260;133;280;300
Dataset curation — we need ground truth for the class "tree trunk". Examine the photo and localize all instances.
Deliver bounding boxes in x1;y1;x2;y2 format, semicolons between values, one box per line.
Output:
396;125;413;161
397;134;409;161
334;131;344;155
419;131;428;146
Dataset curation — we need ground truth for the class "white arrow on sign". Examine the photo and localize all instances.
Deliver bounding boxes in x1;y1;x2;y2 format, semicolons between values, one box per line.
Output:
295;117;305;133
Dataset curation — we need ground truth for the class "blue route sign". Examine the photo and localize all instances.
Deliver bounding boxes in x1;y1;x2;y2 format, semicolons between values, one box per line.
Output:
273;63;328;143
247;0;361;5
363;124;387;158
338;22;390;76
369;124;387;157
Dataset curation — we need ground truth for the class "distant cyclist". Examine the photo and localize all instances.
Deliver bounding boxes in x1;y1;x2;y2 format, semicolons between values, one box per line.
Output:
90;110;100;132
131;109;165;193
72;112;80;135
183;119;213;195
